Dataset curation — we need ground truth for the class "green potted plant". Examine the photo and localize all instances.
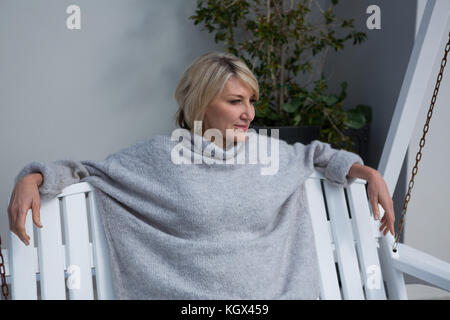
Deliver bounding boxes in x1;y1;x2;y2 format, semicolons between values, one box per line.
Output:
190;0;371;156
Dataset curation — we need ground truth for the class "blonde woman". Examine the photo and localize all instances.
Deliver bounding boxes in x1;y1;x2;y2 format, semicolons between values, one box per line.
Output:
8;51;395;299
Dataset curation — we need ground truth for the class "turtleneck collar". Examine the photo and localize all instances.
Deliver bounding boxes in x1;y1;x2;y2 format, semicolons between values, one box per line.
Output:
180;130;248;163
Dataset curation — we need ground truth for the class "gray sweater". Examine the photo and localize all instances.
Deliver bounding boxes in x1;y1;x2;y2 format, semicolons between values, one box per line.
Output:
14;130;364;299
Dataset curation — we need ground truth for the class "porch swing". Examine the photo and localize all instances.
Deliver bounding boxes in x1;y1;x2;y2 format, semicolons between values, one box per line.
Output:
1;0;450;300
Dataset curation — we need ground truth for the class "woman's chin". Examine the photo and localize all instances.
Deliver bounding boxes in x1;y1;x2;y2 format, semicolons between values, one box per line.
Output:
237;134;248;142
223;128;248;145
232;132;247;143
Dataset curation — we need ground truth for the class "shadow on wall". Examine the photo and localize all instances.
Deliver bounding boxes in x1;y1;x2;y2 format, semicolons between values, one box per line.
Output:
95;0;225;118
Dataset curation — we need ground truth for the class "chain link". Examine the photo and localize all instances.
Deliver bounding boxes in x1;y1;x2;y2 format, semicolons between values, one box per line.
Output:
0;235;9;300
392;32;450;253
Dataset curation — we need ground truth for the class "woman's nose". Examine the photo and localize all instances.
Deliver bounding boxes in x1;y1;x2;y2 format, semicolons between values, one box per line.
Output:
243;101;254;120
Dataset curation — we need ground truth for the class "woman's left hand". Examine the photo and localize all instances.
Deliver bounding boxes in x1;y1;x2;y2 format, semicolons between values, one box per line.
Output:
367;171;396;236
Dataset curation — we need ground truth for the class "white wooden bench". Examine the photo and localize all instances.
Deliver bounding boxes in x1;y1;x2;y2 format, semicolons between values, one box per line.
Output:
4;182;114;299
3;169;450;299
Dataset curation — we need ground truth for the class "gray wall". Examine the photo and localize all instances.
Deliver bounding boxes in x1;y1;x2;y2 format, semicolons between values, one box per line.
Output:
325;0;450;299
1;0;447;299
0;0;223;245
404;0;450;300
324;0;414;250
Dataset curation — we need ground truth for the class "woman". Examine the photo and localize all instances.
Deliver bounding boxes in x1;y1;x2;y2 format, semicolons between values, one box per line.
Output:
8;51;395;299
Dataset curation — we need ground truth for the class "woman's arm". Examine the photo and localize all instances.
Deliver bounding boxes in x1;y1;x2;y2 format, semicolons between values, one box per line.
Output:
10;160;95;245
14;160;93;200
287;140;395;237
289;140;365;188
347;162;377;180
27;172;43;187
347;162;396;236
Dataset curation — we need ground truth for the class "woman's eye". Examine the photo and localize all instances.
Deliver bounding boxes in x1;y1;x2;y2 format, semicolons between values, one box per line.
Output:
230;100;256;104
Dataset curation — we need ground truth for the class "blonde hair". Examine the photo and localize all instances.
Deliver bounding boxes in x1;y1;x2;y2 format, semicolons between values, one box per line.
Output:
174;51;259;132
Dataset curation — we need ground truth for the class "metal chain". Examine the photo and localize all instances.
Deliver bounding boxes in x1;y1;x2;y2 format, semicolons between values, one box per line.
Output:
0;235;9;300
392;32;450;253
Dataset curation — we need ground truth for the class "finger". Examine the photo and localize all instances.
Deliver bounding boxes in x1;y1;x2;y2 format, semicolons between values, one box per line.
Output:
379;220;387;232
384;225;392;236
31;199;43;228
15;225;30;246
380;221;394;236
16;208;30;245
386;211;395;236
370;197;380;220
379;221;387;235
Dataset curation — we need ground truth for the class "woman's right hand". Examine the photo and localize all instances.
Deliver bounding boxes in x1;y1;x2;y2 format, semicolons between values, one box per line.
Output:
7;173;44;246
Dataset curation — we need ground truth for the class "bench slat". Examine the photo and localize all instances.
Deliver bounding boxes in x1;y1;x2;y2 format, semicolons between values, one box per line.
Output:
87;191;115;299
347;183;387;299
9;212;37;299
37;198;66;299
61;193;94;300
324;182;365;299
305;179;341;299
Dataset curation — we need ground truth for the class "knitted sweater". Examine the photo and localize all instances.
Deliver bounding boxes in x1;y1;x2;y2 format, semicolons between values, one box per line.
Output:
14;130;364;299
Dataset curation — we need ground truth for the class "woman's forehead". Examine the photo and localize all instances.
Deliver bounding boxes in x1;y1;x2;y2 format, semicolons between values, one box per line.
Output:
223;78;255;96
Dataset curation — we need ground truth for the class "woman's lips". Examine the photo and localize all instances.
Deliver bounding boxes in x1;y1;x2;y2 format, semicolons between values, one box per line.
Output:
234;125;248;131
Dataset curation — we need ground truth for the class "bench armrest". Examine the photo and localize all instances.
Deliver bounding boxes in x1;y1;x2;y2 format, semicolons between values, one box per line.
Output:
392;243;450;291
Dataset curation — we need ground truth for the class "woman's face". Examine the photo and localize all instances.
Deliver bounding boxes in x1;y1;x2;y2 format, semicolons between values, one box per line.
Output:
203;76;256;147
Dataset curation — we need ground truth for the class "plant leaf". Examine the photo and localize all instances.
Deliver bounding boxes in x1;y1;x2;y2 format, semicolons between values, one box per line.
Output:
346;111;366;129
322;95;339;106
354;104;372;123
282;103;298;113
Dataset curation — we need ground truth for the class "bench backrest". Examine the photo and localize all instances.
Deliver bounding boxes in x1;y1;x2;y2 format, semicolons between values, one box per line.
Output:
8;183;114;299
7;169;407;299
306;169;407;299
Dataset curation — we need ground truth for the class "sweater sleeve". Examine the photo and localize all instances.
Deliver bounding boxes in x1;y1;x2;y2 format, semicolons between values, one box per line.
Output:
290;139;364;188
13;159;106;200
13;138;153;201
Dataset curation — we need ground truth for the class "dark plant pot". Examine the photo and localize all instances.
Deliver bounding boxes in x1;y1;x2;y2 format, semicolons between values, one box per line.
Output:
250;125;321;145
251;124;370;164
341;123;370;164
